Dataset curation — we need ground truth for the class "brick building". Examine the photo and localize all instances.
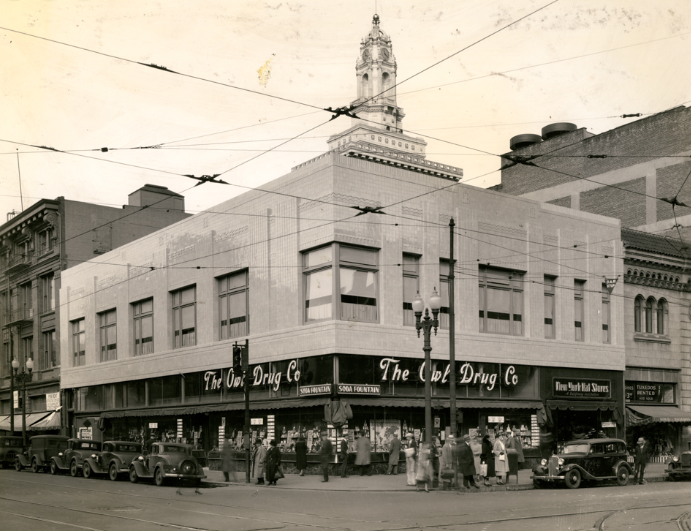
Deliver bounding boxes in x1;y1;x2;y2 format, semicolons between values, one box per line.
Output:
0;185;190;435
494;106;691;455
57;16;627;467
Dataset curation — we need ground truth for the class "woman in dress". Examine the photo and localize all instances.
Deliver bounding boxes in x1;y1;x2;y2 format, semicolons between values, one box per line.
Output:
480;434;495;487
404;433;417;486
493;432;508;485
415;441;433;492
295;436;308;476
265;439;282;485
470;435;483;484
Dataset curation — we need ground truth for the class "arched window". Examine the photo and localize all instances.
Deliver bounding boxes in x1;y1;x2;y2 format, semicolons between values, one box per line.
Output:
382;72;390;97
634;296;643;333
657;299;667;335
361;74;370;99
645;297;655;333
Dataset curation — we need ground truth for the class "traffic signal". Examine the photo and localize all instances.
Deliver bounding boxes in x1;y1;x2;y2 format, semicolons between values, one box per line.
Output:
232;345;243;372
241;341;249;371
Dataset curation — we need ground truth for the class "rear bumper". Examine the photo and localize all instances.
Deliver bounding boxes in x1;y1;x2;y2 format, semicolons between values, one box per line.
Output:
162;472;207;480
532;475;565;481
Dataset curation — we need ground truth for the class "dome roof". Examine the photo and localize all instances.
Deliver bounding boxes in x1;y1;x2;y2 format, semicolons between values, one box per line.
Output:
362;14;391;43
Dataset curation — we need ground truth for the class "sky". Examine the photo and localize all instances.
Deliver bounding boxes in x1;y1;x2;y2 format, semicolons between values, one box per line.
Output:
1;0;690;219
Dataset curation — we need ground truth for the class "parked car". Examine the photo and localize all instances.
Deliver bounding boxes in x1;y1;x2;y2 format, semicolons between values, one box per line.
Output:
0;436;23;469
15;435;70;473
129;442;206;487
49;438;102;477
665;451;691;481
532;438;632;489
81;441;142;480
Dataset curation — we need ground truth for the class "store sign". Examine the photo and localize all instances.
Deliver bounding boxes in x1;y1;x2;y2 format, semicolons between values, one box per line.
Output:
203;360;301;393
379;358;520;391
251;418;264;425
626;382;672;403
79;427;92;440
553;378;611;399
46;392;60;411
337;384;380;395
299;384;332;396
488;416;504;423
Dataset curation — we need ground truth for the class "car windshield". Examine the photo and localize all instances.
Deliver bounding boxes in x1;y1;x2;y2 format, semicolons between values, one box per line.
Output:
161;445;189;454
2;438;22;446
80;442;100;450
563;444;590;454
115;444;141;452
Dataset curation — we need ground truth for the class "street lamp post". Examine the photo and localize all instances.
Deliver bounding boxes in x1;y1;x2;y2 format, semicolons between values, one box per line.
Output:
11;357;33;448
412;289;442;446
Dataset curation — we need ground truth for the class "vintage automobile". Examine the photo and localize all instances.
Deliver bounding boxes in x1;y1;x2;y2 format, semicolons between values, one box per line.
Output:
81;441;142;480
665;451;691;480
15;435;70;473
49;438;102;477
0;436;24;469
129;442;206;487
532;438;632;489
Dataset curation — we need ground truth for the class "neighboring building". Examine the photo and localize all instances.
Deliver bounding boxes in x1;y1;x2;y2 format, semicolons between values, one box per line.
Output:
0;185;190;435
494;107;691;455
59;16;625;465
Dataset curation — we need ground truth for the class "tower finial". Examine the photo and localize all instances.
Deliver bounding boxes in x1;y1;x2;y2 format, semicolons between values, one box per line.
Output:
373;13;380;26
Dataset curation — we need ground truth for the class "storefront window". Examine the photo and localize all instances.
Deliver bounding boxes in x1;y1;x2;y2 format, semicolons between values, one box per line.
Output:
626;381;675;404
149;375;181;406
298;356;333;386
467;363;501;398
184;370;226;403
77;385;103;411
127;380;146;408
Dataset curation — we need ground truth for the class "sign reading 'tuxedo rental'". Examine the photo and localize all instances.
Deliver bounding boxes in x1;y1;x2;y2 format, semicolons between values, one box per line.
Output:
379;358;520;391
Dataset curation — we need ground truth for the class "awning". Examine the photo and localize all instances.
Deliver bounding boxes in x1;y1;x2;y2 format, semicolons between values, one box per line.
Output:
626;405;691;426
30;411;62;431
344;398;543;409
547;400;618;412
0;412;52;431
100;397;330;419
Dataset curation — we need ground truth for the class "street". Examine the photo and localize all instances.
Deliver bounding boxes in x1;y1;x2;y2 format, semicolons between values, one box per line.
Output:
1;470;690;531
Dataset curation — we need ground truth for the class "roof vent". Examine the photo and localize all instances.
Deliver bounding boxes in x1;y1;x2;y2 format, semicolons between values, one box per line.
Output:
510;134;542;151
541;122;577;140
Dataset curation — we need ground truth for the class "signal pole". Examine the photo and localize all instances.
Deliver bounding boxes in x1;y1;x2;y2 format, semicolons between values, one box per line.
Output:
235;340;250;483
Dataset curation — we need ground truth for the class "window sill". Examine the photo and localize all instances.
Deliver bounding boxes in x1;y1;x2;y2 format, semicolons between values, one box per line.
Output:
633;333;671;344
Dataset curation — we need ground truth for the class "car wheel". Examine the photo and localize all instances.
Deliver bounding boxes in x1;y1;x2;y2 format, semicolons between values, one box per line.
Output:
154;467;165;487
109;463;119;481
616;466;629;486
83;462;92;479
15;460;22;472
70;461;79;477
564;469;581;489
129;467;139;483
50;461;59;475
31;458;39;473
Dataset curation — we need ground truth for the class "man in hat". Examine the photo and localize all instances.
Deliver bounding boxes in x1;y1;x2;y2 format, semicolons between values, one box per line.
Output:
320;432;333;482
632;437;651;485
387;433;401;475
458;434;479;489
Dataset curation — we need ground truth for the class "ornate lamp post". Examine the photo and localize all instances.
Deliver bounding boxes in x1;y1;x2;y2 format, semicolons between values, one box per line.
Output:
12;357;33;447
412;289;442;445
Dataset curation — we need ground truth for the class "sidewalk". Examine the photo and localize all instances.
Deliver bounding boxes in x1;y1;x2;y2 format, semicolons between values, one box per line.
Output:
202;463;669;492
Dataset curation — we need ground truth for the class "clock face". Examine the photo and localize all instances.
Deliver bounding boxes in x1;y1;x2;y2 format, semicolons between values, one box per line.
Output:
380;48;390;61
362;49;371;62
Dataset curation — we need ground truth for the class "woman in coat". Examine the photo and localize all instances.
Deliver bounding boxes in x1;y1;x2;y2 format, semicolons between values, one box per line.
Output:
355;434;372;476
265;439;282;485
295;436;308;476
480;435;495;487
221;438;234;482
439;435;456;489
251;439;267;485
470;435;483;483
493;432;508;485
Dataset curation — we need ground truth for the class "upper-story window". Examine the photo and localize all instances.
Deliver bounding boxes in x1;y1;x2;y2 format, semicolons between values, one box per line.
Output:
99;309;117;362
38;227;55;255
42;330;57;369
172;286;196;348
219;271;249;339
72;318;85;366
478;266;523;336
439;260;451;330
634;296;643;333
657;299;667;335
133;298;154;355
645;297;655;333
602;284;610;344
574;280;585;341
303;244;378;323
544;276;556;339
41;273;54;313
402;255;419;327
634;295;667;335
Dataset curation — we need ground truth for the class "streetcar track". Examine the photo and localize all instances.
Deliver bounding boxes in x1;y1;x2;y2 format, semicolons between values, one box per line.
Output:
676;511;691;531
0;509;106;531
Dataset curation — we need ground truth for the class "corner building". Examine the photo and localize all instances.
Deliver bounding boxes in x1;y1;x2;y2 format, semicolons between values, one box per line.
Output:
59;16;625;467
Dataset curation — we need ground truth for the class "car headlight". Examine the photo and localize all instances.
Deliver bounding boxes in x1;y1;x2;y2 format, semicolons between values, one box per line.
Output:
58;452;63;457
673;456;679;462
558;458;565;466
138;455;144;461
540;459;547;466
91;454;96;459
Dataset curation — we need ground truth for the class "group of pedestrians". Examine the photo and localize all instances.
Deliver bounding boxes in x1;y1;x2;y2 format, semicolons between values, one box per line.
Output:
221;437;284;485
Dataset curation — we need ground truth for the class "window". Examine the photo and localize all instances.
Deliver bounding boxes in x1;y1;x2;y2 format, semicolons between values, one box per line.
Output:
99;309;117;362
42;330;57;369
172;286;196;348
439;260;451;330
41;273;54;313
645;297;655;333
402;255;419;326
38;227;55;255
657;299;667;335
634;296;643;333
602;284;610;344
544;276;555;339
72;319;85;366
133;299;154;355
22;336;33;364
478;266;523;335
219;271;249;339
2;329;9;377
303;244;379;323
574;280;585;341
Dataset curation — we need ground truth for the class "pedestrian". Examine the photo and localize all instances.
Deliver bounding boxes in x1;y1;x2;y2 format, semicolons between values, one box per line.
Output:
431;436;441;485
493;432;508;485
265;439;282;486
221;437;234;482
405;432;418;486
469;434;483;483
319;433;333;482
439;434;456;490
458;434;479;489
388;433;401;475
252;438;266;485
415;441;433;492
295;436;308;476
633;436;651;485
355;432;372;476
509;430;525;470
480;434;495;487
339;437;349;478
